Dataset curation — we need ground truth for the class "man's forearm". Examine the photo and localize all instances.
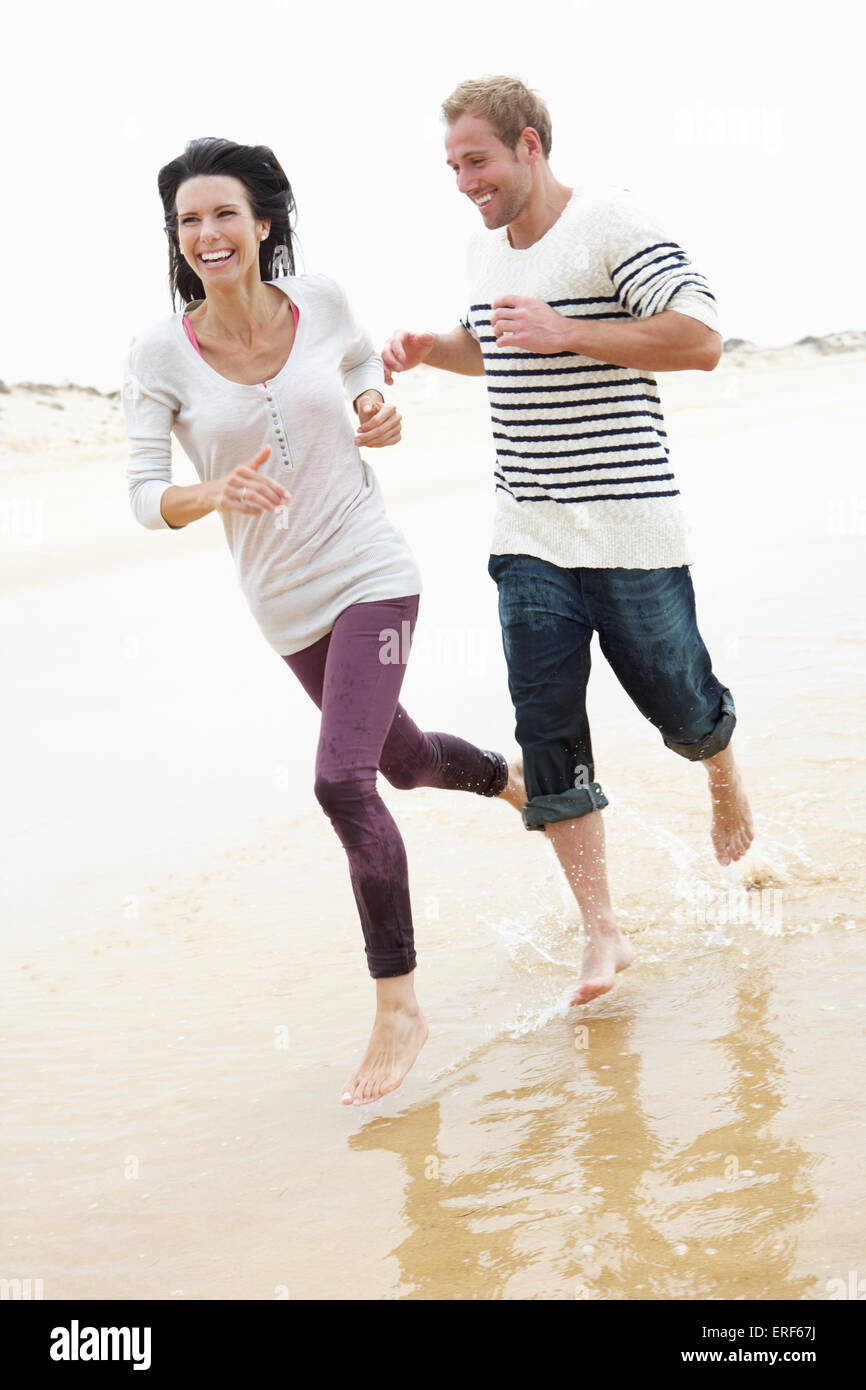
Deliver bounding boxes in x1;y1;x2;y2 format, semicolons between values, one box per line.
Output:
559;309;721;372
425;324;486;375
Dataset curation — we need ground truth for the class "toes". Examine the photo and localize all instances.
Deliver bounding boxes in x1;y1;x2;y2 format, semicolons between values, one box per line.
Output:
341;1075;360;1105
571;976;614;1006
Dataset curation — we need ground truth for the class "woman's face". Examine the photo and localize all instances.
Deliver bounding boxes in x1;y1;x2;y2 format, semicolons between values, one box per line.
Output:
175;174;269;289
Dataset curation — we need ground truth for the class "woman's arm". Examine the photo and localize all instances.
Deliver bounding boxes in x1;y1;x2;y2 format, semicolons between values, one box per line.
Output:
123;363;180;530
158;479;219;528
328;280;402;449
123;355;290;530
159;448;291;527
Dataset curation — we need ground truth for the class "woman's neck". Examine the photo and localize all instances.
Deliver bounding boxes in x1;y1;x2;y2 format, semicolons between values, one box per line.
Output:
189;277;284;345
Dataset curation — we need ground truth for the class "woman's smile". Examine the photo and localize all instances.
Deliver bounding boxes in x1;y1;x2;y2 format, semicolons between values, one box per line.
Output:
198;249;236;268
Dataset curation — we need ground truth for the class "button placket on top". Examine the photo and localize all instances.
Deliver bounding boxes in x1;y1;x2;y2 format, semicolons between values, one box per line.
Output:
262;383;294;470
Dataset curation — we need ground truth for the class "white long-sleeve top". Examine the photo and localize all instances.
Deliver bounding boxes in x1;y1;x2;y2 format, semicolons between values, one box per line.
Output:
122;273;421;655
460;185;723;569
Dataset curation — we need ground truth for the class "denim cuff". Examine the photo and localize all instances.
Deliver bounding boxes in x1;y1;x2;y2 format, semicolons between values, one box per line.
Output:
522;781;609;830
663;688;737;762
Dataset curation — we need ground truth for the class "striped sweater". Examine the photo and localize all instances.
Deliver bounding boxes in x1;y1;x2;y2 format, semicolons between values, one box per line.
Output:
460;185;721;569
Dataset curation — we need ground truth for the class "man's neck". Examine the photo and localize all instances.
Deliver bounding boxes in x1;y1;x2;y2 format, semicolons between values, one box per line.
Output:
507;169;573;250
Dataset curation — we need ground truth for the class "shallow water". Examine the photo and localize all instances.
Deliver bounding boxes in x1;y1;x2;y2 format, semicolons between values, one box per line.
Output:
2;359;865;1298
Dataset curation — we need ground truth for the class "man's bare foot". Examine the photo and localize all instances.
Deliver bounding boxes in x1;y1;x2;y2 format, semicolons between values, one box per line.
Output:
341;1003;429;1107
569;920;635;1006
705;748;754;866
498;758;526;812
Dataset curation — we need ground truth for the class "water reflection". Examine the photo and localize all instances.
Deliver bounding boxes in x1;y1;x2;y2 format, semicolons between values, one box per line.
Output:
352;942;817;1299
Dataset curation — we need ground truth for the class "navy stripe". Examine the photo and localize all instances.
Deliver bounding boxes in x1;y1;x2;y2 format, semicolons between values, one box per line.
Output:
504;473;676;490
484;364;626;378
471;296;619;312
493;424;665;442
487;379;660;396
548;296;619;307
477;315;630;343
496;486;680;505
627;260;686;315
482;357;622;371
480;349;585;362
497;441;666;461
490;406;665;422
501;457;670;476
610;241;677;282
490;399;661;415
615;249;682;299
644;277;716;318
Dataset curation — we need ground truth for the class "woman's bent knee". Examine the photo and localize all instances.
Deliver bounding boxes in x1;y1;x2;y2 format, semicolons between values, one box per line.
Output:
314;771;374;818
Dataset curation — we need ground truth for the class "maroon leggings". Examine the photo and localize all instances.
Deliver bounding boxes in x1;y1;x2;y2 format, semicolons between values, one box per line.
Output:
282;595;507;978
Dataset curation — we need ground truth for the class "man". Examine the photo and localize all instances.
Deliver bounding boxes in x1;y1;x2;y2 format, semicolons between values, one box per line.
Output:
382;76;753;1006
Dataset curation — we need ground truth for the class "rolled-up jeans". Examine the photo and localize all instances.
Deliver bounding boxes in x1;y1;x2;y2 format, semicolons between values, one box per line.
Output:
487;555;736;831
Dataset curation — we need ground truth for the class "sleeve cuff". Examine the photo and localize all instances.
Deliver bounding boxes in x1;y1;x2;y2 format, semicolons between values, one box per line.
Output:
664;294;722;336
131;479;173;530
344;359;386;402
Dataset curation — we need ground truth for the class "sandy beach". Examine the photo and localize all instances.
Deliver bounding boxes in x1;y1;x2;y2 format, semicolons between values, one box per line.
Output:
1;338;865;1300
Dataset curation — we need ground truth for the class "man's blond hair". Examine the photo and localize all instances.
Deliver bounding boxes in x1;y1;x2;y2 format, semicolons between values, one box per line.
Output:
441;76;553;159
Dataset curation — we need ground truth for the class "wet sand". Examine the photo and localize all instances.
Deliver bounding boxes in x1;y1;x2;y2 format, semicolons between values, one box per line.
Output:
1;343;865;1299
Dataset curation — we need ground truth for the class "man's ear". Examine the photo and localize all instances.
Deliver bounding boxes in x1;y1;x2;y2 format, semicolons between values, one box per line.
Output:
520;127;543;161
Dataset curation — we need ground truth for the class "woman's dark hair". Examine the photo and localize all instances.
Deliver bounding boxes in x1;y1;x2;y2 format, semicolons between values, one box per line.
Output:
157;137;297;309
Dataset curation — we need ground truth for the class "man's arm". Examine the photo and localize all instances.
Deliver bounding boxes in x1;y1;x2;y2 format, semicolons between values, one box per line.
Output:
489;298;722;371
382;324;485;383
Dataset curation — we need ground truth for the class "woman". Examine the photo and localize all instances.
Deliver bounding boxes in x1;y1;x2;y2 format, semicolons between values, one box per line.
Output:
123;138;522;1107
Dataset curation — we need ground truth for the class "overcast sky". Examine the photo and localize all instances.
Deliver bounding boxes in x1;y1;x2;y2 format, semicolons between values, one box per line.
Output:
3;0;862;391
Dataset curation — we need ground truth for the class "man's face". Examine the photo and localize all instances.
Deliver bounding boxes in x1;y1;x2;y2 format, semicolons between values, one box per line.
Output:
444;113;533;229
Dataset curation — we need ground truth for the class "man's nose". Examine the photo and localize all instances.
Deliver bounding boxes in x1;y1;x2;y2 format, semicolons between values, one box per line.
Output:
457;168;477;195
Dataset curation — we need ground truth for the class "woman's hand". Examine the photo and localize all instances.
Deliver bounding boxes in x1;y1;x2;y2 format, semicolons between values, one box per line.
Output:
353;391;402;449
209;445;291;515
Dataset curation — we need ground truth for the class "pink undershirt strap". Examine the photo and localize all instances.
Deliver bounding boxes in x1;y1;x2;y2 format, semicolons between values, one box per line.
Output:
183;300;300;385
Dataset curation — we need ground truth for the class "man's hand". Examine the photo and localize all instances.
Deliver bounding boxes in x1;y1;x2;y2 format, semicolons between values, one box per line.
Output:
353;390;402;448
381;330;435;384
491;295;570;354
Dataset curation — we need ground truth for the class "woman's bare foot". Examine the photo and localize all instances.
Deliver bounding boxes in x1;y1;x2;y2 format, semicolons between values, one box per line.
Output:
341;977;428;1106
569;919;635;1006
705;746;754;866
498;758;526;812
